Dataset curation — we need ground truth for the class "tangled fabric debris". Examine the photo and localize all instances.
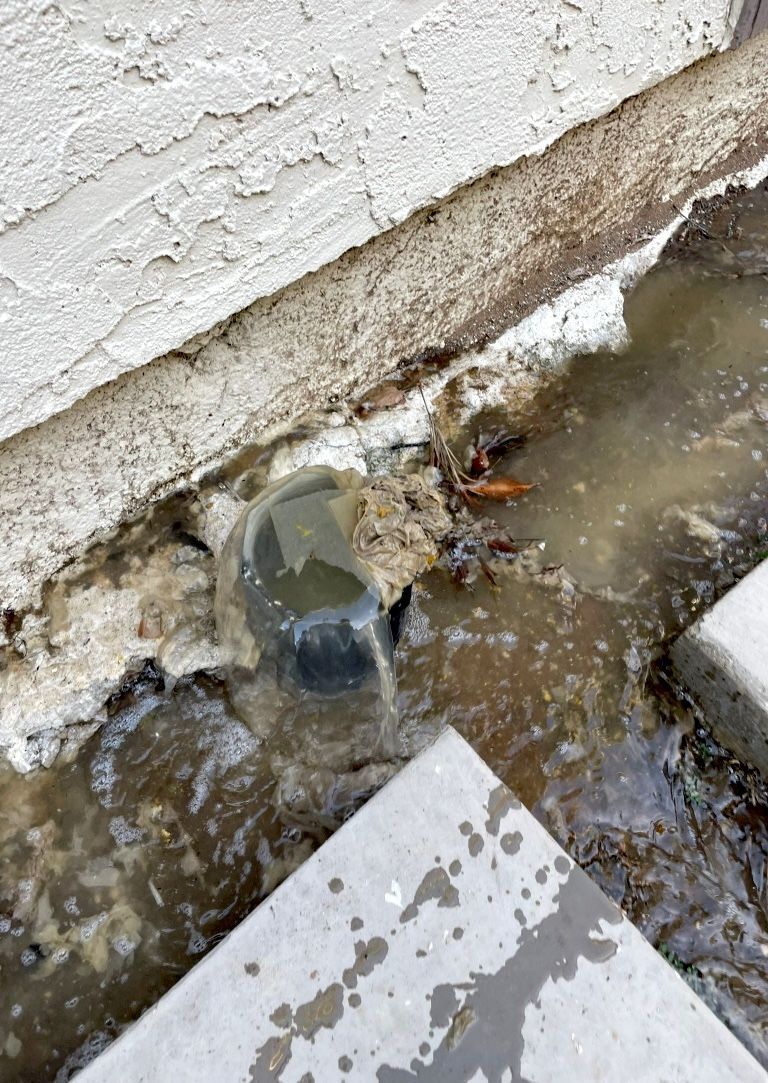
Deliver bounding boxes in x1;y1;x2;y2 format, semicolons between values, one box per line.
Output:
352;473;452;608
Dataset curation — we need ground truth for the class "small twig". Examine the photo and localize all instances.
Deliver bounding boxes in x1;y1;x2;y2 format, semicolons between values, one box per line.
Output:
671;201;746;266
671;201;711;240
417;385;471;488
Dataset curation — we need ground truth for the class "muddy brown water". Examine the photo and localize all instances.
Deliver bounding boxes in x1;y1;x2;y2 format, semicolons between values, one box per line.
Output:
2;184;768;1080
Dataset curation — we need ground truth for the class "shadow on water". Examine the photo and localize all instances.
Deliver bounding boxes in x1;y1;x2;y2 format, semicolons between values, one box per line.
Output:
2;182;768;1078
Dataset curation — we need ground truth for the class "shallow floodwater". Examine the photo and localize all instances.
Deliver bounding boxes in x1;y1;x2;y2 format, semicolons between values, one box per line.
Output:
2;185;768;1079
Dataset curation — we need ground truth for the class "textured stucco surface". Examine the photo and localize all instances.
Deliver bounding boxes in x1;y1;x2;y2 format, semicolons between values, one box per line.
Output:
2;33;768;613
1;0;736;443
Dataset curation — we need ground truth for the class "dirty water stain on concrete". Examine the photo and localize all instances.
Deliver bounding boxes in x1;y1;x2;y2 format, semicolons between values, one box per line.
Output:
269;1003;292;1028
500;831;522;856
467;832;484;857
458;821;473;836
351;916;364;931
251;934;389;1077
249;984;344;1081
448;859;462;877
244;962;261;977
429;983;461;1028
400;867;460;923
250;1031;293;1082
485;784;521;837
328;877;344;894
377;868;621;1081
342;937;389;989
294;983;345;1040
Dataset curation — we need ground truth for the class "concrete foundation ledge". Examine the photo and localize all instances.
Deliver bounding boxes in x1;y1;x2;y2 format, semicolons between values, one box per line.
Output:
77;728;765;1082
671;559;768;777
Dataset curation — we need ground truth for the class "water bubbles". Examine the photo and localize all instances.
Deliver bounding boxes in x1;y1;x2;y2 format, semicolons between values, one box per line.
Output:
256;838;271;866
0;916;11;934
111;936;137;958
16;879;33;903
188;776;210;818
80;912;108;943
64;896;79;916
108;816;144;846
99;700;149;753
20;948;39;968
752;449;763;461
403;602;434;648
625;642;647;675
187;931;207;955
443;625;482;646
10;1004;22;1018
187;715;261;816
90;751;118;806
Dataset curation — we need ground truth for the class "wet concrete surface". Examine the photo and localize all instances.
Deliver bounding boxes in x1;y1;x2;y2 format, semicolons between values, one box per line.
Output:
72;730;766;1083
671;556;768;774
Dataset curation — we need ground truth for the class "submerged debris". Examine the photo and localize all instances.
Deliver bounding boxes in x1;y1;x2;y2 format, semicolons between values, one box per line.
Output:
423;388;536;507
352;473;452;608
416;392;543;586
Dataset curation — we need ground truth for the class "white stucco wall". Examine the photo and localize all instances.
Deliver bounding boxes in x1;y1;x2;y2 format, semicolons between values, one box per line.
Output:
1;0;737;444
